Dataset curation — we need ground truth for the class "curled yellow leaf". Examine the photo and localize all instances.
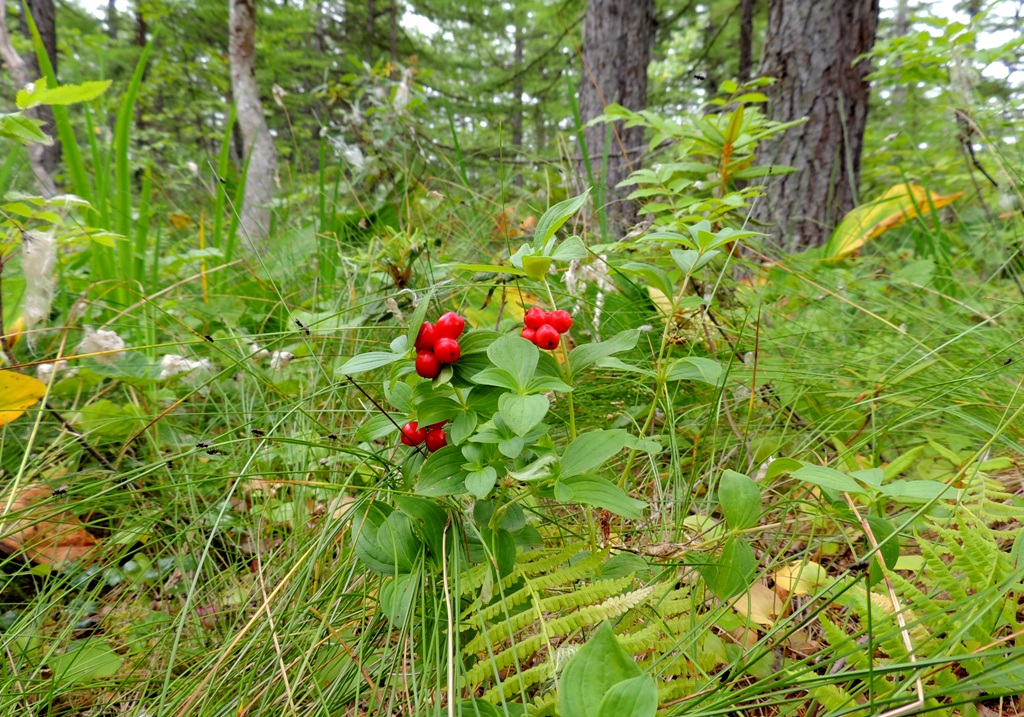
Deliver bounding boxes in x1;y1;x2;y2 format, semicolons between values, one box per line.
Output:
0;369;48;427
827;184;964;260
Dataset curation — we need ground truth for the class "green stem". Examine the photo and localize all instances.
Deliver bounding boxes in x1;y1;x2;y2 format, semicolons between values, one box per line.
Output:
542;279;576;440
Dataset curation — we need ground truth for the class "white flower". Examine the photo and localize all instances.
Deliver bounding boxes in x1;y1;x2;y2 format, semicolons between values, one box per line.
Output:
159;354;214;379
270;351;295;370
186;161;200;176
77;328;126;364
37;360;73;381
249;343;270;360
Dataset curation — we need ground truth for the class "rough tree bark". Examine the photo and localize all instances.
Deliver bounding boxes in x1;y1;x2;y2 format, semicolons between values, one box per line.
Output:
738;0;755;83
229;0;278;242
0;1;56;194
23;0;61;176
752;0;880;252
578;0;655;232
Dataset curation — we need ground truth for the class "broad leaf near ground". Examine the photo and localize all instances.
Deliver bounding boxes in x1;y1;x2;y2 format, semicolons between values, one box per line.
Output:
560;622;655;717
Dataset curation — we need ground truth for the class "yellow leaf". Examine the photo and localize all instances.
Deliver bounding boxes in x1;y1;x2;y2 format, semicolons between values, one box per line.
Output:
774;560;830;596
0;370;48;426
167;212;194;229
826;184;964;260
729;582;784;627
2;316;26;349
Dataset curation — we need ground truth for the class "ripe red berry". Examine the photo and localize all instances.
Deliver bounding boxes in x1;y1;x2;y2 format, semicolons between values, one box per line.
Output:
435;312;466;339
400;421;426;446
425;427;447;452
520;327;537;343
534;324;561;350
415;322;437;351
524;306;546;330
434;337;461;363
549;309;573;334
415;351;441;379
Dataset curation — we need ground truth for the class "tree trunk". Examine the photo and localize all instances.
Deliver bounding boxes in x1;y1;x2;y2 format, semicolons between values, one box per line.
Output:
230;0;278;242
388;0;397;72
578;0;655;233
366;0;375;65
752;0;879;252
107;0;118;39
511;17;524;186
738;0;755;83
2;1;56;194
892;0;909;106
134;0;146;45
23;0;61;175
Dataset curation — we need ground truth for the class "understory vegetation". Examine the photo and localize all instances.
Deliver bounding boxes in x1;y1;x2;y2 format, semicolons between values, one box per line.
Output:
2;3;1024;717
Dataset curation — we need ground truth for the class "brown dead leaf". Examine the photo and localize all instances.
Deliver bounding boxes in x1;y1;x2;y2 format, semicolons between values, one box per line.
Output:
0;484;98;567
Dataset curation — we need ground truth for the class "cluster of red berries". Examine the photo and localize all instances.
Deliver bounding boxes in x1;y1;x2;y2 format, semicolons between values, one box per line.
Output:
520;307;573;351
414;311;466;379
400;420;447;452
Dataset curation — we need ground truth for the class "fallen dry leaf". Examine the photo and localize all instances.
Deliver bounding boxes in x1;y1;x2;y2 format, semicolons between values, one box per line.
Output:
0;484;98;567
774;560;830;596
729;582;785;627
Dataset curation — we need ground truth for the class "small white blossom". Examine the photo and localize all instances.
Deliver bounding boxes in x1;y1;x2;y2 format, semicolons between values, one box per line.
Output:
37;360;74;381
270;351;295;370
186;161;200;176
159;354;214;379
77;328;126;364
249;343;270;360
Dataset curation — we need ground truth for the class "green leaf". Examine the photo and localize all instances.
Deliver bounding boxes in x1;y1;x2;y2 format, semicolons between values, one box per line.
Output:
355;413;400;442
466;467;498;498
522;254;553;279
559;622;643;717
560;429;632;478
404;288;434;350
351;502;419;576
551;235;588;261
487;334;538;390
597;674;658;717
470;367;520;391
16;79;112;109
379;573;418;627
417;446;468;496
792;465;865;495
696;536;756;599
559;474;646;520
0;112;53;146
671;248;719;274
508;454;557;482
719;470;761;530
498;393;549;436
449;410;478;445
665;357;723;384
569;330;640;376
876;479;957;503
864;515;900;587
393;496;448;559
48;640;123;684
534;188;590;247
449;263;527;276
337;352;404;375
616;262;675;300
765;457;803;480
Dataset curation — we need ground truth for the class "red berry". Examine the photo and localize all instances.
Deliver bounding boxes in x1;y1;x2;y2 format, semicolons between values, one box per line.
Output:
435;312;466;339
429;420;449;430
524;306;546;330
520;327;537;343
434;337;461;363
400;421;426;446
425;428;447;452
415;351;441;379
415;322;437;351
549;310;573;334
534;324;561;350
